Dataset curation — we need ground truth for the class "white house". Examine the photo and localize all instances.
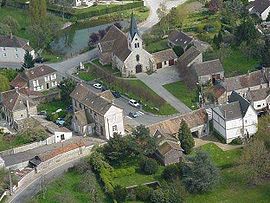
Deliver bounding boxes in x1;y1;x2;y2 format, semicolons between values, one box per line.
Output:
0;34;35;64
246;88;270;111
247;0;270;21
70;83;125;140
212;91;258;143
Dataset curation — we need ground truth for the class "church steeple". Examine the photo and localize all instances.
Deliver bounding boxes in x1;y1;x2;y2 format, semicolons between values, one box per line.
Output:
129;12;139;39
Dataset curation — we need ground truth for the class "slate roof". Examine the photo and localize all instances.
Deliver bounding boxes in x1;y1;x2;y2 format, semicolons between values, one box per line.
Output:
21;65;57;81
178;46;201;67
1;89;36;112
193;59;224;76
148;109;208;135
74;109;89;126
168;30;193;48
246;88;270;102
229;91;251;116
0;35;33;51
152;49;177;64
248;0;270;15
213;101;243;121
70;83;119;116
99;25;131;61
224;70;268;92
129;13;139;39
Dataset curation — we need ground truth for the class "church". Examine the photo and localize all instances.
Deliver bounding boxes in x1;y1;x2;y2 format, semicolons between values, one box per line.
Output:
98;14;177;77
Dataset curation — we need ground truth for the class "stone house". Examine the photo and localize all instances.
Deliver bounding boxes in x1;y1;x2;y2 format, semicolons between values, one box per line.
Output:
0;34;35;64
247;0;270;21
70;83;125;140
0;88;37;131
222;68;270;98
168;30;193;51
152;49;177;69
10;65;61;92
246;88;270;111
98;14;178;77
212;91;258;143
178;46;202;69
192;59;224;85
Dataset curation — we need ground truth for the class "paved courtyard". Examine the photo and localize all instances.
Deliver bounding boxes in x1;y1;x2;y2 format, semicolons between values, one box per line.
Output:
136;66;191;114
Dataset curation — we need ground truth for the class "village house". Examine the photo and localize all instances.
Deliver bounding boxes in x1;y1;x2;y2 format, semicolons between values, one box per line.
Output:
0;34;35;64
168;30;193;51
247;0;270;21
203;84;227;105
70;83;124;140
98;14;177;77
192;59;224;85
152;49;177;69
212;91;258;143
153;129;183;166
246;88;270;111
178;46;202;69
10;65;61;92
222;68;270;98
0;88;37;131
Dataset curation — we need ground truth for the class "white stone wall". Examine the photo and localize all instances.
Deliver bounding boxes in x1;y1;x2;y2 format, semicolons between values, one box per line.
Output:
261;6;270;20
0;47;35;63
243;106;258;136
54;131;73;143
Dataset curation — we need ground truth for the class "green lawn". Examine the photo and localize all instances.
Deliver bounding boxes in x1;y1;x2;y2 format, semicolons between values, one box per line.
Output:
145;39;169;53
37;100;69;114
34;171;111;203
0;133;27;151
163;81;198;110
92;59;121;76
187;143;270;203
223;49;260;77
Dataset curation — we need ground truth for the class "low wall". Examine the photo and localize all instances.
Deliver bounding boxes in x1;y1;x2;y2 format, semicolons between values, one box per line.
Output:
0;191;7;202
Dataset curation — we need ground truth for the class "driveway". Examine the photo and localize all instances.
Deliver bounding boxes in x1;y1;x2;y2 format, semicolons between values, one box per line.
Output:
139;0;188;33
136;66;191;114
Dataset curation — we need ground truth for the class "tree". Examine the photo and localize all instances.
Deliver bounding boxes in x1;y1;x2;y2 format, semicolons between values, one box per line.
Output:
162;164;181;181
89;32;99;46
113;185;127;203
208;0;222;13
178;121;195;154
0;74;9;92
162;181;186;203
1;16;20;34
182;151;220;193
150;189;165;203
132;125;157;156
59;78;76;101
39;0;47;19
22;51;35;69
29;0;39;23
235;18;258;45
140;157;159;175
262;38;270;66
135;185;153;201
0;22;11;35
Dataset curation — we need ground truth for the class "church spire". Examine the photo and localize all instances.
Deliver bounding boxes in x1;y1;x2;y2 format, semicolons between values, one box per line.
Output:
129;12;139;39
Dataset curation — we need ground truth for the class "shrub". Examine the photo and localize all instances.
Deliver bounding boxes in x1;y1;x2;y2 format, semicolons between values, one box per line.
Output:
162;164;180;181
135;185;153;201
150;189;165;203
113;185;127;203
140;158;159;175
230;137;243;145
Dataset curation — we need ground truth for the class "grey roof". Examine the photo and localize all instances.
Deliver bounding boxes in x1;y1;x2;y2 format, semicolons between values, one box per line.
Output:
214;101;243;121
178;46;201;67
168;30;193;48
228;91;251;116
70;84;118;116
129;13;139;39
193;59;224;77
246;88;270;102
248;0;270;15
0;34;33;51
152;49;177;64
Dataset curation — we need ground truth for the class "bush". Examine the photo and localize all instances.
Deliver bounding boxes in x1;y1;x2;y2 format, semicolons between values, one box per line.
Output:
140;158;159;175
230;137;243;145
150;189;165;203
135;185;153;201
162;164;181;181
113;185;127;203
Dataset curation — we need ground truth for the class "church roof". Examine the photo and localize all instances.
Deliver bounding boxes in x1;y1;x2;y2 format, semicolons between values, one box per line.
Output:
129;13;139;39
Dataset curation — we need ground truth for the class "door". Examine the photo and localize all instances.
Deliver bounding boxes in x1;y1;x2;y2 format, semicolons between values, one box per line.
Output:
136;64;142;73
169;59;175;66
157;62;162;69
46;83;49;89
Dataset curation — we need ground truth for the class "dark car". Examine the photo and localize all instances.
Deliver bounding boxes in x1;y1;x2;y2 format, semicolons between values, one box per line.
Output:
35;57;44;63
128;112;139;118
112;91;121;98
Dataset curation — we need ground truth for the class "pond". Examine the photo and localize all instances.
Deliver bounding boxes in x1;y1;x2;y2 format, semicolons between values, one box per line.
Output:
50;21;129;57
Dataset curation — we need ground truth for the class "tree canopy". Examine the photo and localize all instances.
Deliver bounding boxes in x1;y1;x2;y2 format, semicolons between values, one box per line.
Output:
178;121;195;154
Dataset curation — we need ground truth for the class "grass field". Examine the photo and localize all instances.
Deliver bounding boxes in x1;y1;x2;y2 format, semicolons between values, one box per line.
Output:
37;100;69;114
163;81;198;110
145;39;169;53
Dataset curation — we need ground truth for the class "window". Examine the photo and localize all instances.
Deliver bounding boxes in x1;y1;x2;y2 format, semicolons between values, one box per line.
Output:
3;53;6;57
134;43;137;48
136;54;140;62
2;47;5;51
257;104;261;108
33;80;39;87
15;54;19;58
61;134;65;140
45;76;50;82
164;61;167;65
51;73;56;80
112;125;117;132
136;43;140;48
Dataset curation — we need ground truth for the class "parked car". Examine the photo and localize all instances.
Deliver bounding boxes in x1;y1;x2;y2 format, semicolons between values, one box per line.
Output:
112;91;121;98
129;99;140;108
93;83;102;89
35;56;44;63
55;118;65;126
128;112;139;118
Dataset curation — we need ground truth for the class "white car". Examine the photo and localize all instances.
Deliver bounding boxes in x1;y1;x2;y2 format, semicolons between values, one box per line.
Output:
93;83;102;89
129;99;140;108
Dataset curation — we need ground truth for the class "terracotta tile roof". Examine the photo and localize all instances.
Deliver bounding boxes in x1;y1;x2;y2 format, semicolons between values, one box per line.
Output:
224;70;268;92
1;88;36;111
22;65;56;80
211;84;226;99
148;109;208;135
18;87;43;97
178;46;201;67
10;74;28;88
168;30;193;48
100;25;131;61
192;59;224;76
70;83;118;115
152;49;177;64
246;88;270;102
0;35;33;51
